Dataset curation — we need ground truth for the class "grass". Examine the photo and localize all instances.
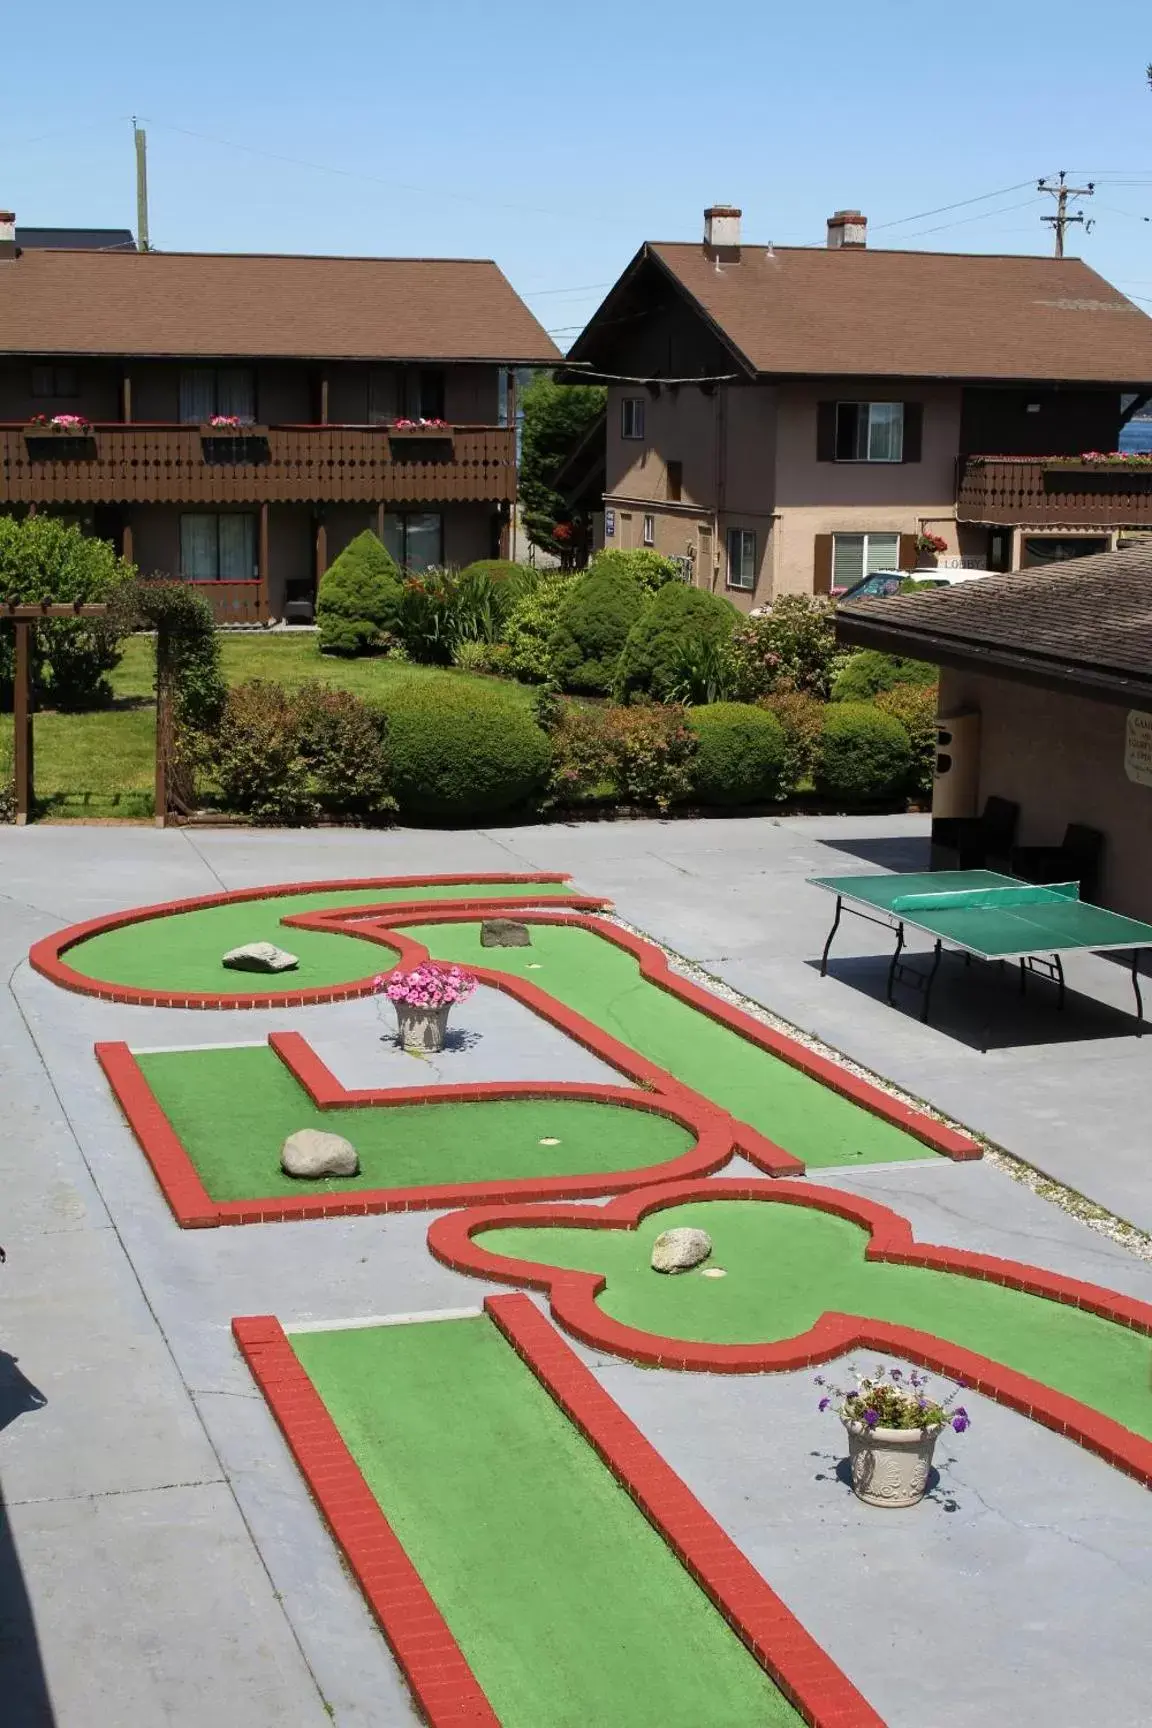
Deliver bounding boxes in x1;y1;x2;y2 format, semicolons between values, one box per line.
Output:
1;631;535;819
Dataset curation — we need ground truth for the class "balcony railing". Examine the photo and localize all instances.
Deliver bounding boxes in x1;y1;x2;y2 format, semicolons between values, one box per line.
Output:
0;423;517;506
958;456;1152;527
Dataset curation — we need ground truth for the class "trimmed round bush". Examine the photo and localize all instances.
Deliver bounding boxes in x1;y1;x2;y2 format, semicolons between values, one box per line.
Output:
615;582;737;703
586;548;682;593
381;680;551;819
814;702;913;804
831;649;937;702
458;559;526;587
503;573;573;682
317;530;403;656
547;567;646;693
688;702;787;806
0;515;136;708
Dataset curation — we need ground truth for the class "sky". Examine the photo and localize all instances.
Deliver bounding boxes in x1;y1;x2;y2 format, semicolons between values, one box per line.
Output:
4;0;1152;352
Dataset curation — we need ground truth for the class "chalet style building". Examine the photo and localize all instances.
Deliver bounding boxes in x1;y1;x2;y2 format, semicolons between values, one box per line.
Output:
0;214;559;622
566;206;1152;609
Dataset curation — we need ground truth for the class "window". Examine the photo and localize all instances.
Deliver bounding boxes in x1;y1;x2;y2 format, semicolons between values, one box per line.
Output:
831;531;901;589
31;365;78;398
726;528;756;591
382;511;443;572
621;397;645;440
406;368;446;421
179;368;256;424
643;514;656;546
367;368;399;425
179;513;257;580
666;459;683;502
835;401;904;462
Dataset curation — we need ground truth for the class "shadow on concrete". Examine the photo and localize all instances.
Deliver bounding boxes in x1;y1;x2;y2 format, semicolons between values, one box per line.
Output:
810;833;932;874
0;1352;54;1726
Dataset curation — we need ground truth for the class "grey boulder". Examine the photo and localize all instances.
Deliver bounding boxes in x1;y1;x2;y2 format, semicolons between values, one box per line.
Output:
281;1129;359;1179
650;1226;712;1274
480;918;532;948
222;941;299;973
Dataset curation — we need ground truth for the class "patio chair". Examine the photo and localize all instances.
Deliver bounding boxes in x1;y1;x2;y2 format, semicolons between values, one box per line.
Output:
930;795;1020;873
1010;823;1105;904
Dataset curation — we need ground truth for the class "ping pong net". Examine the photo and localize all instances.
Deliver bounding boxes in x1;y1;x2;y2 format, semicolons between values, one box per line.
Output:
888;882;1081;915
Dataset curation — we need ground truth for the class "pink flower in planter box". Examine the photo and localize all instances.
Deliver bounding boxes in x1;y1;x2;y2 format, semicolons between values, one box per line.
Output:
373;964;477;1009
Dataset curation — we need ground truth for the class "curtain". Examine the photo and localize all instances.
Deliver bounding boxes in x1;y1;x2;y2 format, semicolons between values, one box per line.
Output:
381;513;406;566
179;370;216;425
864;532;900;574
218;514;257;579
867;403;904;462
405;513;442;572
832;534;865;587
180;515;218;578
216;369;256;421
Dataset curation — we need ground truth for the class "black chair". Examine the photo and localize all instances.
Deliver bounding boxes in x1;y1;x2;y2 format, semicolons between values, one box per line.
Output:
1010;823;1105;904
931;795;1020;873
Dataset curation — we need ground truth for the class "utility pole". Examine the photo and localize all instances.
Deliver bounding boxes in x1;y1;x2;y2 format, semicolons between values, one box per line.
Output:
133;119;150;252
1037;170;1094;258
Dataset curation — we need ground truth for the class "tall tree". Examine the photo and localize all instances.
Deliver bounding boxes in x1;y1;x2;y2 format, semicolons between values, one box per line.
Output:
518;374;606;562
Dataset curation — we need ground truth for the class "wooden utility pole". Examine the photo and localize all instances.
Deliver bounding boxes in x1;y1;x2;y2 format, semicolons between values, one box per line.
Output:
1038;171;1094;257
133;120;151;252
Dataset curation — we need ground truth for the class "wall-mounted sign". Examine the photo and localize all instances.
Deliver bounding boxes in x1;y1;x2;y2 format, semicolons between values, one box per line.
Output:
1124;709;1152;787
604;509;616;538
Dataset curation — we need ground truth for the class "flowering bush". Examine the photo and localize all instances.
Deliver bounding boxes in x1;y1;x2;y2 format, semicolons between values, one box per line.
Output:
374;963;476;1009
816;1364;970;1434
729;595;839;700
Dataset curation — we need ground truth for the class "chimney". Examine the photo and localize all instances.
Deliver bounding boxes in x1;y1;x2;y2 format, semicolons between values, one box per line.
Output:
703;204;742;263
827;210;867;249
0;211;16;261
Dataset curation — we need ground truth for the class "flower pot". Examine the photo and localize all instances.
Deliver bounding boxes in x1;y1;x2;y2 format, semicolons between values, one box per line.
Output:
844;1421;941;1508
395;1002;451;1053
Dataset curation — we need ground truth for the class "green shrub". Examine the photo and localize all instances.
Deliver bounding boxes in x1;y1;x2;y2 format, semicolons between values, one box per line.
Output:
451;638;513;676
728;594;839;700
548;567;647;693
548;708;617;808
688;703;787;806
0;515;136;708
291;685;396;822
814;702;912;804
530;680;565;733
664;632;739;705
604;704;696;814
874;683;939;797
381;680;551;819
758;690;826;793
614;583;737;703
133;579;226;733
503;572;573;682
317;531;404;656
459;559;529;590
586;548;683;593
831;649;938;702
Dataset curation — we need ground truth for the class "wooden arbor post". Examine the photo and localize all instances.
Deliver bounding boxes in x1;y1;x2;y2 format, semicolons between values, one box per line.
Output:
4;602;110;825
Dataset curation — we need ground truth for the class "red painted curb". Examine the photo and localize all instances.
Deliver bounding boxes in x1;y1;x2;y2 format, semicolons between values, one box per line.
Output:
232;1316;499;1727
488;1294;885;1728
429;1180;1152;1490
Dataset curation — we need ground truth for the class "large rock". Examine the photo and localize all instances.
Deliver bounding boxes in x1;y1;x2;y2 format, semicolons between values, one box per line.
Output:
281;1129;359;1179
480;918;532;948
222;941;299;974
650;1226;712;1274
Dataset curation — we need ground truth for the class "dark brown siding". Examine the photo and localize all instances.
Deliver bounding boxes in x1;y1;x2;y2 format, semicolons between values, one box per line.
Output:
959;388;1122;458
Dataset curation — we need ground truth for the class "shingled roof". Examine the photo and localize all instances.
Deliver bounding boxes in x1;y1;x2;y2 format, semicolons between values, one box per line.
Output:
836;544;1152;703
572;242;1152;384
0;248;561;363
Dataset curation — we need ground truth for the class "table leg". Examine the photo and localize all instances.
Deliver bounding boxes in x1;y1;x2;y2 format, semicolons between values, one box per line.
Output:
819;897;843;978
920;939;943;1025
1053;954;1065;1012
1132;953;1144;1037
886;922;905;1007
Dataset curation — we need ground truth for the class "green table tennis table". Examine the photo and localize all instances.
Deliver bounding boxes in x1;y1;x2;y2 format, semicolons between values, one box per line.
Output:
809;870;1152;1039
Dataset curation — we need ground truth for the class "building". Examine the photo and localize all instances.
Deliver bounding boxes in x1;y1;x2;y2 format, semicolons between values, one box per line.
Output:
16;227;136;251
0;214;559;621
836;544;1152;921
565;205;1152;610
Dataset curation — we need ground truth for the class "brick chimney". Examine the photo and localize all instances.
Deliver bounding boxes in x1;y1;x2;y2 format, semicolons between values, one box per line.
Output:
0;212;16;261
827;210;867;249
704;204;742;263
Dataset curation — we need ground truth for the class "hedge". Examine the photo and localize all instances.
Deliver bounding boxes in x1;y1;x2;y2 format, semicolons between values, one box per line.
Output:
615;583;737;702
504;573;573;681
688;702;787;806
317;530;404;655
814;701;912;803
874;683;938;796
586;548;683;592
206;681;396;825
831;649;938;702
381;680;552;819
547;566;646;693
0;514;136;708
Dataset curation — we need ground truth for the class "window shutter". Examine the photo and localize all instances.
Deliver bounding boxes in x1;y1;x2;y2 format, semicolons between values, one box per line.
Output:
898;532;919;571
902;402;923;463
813;534;834;593
816;402;837;462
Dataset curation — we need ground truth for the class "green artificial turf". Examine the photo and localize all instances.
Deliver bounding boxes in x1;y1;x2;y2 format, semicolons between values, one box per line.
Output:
292;1317;798;1728
483;1201;1152;1440
135;1044;692;1199
408;920;932;1169
65;881;575;994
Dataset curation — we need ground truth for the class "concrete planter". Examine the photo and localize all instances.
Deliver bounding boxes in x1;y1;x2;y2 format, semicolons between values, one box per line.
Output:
844;1421;941;1508
395;1003;451;1053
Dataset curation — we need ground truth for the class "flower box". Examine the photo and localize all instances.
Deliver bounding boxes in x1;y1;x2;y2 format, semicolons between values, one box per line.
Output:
22;419;96;458
199;424;270;464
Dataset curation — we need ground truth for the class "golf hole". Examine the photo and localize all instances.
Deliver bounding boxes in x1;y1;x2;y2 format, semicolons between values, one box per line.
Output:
700;1267;727;1279
539;1136;561;1146
527;963;543;970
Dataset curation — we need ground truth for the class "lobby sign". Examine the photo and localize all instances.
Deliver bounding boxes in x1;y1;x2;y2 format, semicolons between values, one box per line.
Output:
1124;710;1152;787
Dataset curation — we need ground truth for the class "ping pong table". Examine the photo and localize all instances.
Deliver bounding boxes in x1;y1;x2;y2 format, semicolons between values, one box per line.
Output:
809;870;1152;1039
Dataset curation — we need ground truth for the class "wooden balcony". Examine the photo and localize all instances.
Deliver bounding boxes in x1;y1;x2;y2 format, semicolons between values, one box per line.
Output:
958;457;1152;527
0;423;517;506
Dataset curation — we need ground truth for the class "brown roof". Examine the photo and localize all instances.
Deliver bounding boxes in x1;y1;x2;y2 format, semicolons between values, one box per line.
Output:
836;544;1152;703
640;243;1152;383
0;248;561;363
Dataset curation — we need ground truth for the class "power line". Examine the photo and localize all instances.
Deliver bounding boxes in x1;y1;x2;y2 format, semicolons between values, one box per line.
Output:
1038;171;1095;257
890;196;1044;241
870;180;1036;232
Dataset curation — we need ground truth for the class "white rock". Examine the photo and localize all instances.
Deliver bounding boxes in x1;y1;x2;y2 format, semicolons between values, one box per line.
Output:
650;1226;712;1274
222;941;299;973
281;1129;359;1179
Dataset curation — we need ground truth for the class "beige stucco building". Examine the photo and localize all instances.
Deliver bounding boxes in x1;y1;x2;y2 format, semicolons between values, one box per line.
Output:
567;207;1152;611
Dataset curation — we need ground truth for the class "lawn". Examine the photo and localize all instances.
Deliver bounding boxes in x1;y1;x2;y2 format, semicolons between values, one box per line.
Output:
1;631;535;819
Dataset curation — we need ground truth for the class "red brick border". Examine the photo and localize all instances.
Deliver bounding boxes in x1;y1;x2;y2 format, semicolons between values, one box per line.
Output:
235;1307;884;1728
430;1180;1152;1490
232;1316;499;1727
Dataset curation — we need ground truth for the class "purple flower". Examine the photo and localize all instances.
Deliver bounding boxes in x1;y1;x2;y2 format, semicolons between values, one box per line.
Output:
889;1368;902;1382
864;1409;879;1428
952;1414;970;1433
818;1397;830;1412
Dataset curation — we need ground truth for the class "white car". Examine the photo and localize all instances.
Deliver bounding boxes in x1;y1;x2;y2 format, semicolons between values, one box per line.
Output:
837;568;988;601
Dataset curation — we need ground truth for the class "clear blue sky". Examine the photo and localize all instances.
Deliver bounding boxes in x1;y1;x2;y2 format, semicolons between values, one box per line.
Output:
5;0;1152;349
